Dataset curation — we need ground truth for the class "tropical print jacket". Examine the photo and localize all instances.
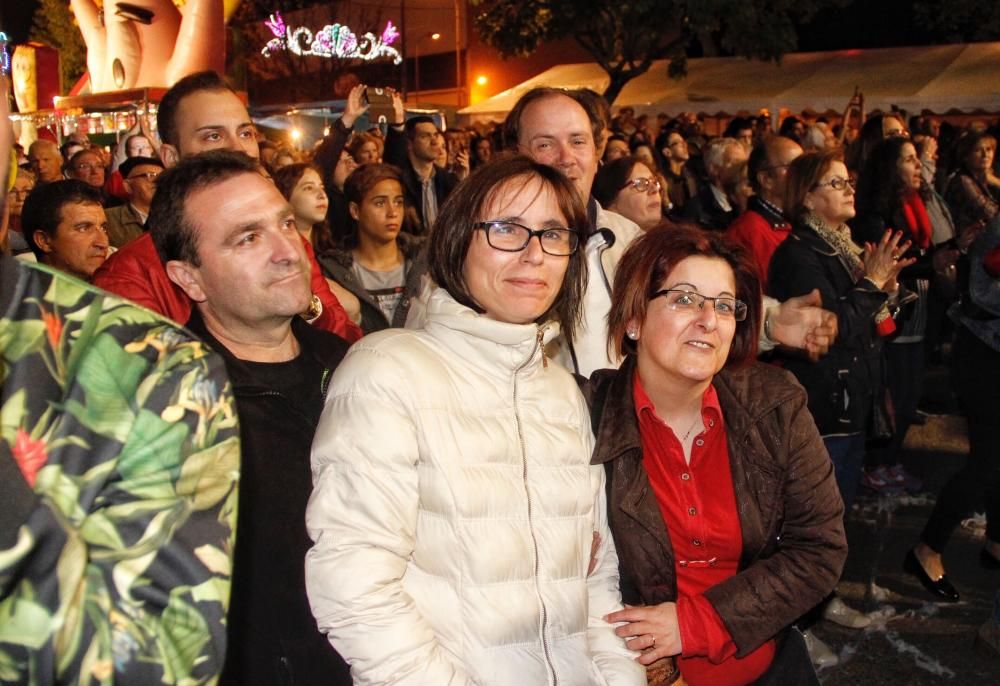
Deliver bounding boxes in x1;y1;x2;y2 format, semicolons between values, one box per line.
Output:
0;257;240;685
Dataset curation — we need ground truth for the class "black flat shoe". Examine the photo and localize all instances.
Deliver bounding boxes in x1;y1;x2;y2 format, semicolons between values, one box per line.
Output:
904;550;960;602
981;548;1000;570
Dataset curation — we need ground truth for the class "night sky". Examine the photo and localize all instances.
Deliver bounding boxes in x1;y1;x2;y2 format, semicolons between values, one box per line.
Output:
1;2;37;45
0;0;970;64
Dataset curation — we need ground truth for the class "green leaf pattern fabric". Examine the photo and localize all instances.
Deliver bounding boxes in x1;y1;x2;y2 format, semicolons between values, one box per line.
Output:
0;260;240;685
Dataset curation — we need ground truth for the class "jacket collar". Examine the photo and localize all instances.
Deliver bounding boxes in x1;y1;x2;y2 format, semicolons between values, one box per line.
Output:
748;195;790;229
422;288;559;372
185;309;346;387
590;355;643;465
591;359;798;570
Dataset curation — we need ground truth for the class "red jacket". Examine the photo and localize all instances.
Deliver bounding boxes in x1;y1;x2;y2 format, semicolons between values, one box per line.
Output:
726;197;791;291
92;233;362;342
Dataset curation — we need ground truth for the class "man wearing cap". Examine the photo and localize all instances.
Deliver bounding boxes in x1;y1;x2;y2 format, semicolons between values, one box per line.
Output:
104;156;163;247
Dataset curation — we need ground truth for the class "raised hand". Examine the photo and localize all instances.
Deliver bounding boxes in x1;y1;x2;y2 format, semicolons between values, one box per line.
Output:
341;84;369;130
863;230;916;290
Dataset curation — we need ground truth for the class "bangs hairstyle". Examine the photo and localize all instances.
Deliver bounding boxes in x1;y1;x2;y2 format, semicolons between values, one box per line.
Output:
607;224;761;365
592;156;649;208
783;150;843;225
156;71;234;149
956;130;998;173
428;154;588;339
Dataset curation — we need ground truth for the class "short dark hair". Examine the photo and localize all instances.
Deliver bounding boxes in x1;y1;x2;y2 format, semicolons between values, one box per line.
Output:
747;135;797;194
404;115;437;141
60;140;83;158
20;180;103;261
149;150;262;265
724;117;754;138
502;88;602;152
341;163;405;248
428;155;588;339
66;148;103;175
607;224;761;365
343;163;404;206
779;115;804;140
156;71;234;148
593;156;646;208
124;134;151;157
606;133;628;147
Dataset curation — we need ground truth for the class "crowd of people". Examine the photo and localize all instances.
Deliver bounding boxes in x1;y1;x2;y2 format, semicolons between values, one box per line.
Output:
2;68;1000;686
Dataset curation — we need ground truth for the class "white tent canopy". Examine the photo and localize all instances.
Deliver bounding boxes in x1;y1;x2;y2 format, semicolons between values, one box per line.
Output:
460;43;1000;119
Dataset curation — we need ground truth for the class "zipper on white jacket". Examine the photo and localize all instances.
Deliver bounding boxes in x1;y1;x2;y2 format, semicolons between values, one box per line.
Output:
513;329;557;686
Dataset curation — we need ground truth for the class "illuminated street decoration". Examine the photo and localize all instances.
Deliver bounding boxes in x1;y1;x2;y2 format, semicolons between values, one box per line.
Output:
262;12;403;64
0;33;10;78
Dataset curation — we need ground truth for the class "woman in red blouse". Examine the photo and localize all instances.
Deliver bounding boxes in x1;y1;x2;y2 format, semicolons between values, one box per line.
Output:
586;225;847;686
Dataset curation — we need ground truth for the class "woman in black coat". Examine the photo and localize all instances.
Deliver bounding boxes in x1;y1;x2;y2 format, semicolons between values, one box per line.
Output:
852;137;960;492
769;150;913;511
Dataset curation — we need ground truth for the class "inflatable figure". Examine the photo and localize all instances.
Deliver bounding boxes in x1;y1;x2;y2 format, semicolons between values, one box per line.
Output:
71;0;238;91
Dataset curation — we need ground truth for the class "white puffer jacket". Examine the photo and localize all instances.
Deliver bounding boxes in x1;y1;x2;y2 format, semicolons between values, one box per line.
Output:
551;204;643;377
305;289;644;686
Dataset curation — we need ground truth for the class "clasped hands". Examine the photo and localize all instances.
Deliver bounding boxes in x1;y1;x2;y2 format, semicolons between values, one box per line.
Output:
863;229;917;291
606;603;682;666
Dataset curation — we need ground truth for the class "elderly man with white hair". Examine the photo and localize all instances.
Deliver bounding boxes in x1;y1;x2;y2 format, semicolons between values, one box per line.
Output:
685;136;748;231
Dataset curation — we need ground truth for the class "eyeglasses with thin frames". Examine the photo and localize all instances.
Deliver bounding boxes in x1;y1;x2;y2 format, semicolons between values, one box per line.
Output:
651;289;747;321
622;177;661;194
474;221;579;256
813;177;856;191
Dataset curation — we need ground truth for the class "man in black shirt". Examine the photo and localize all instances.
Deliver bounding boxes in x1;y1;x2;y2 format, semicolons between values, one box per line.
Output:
151;150;352;686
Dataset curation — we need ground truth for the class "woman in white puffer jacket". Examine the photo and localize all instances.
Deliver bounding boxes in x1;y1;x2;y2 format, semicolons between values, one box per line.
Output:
305;156;644;686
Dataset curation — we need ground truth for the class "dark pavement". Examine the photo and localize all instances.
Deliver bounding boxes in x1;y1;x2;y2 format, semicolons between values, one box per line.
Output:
816;363;1000;684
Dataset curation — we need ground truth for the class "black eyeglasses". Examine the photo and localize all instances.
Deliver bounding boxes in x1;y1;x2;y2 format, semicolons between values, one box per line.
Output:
651;289;747;321
474;221;579;256
622;177;661;194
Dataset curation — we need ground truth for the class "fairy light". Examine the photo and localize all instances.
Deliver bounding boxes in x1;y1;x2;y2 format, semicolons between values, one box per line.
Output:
261;12;402;64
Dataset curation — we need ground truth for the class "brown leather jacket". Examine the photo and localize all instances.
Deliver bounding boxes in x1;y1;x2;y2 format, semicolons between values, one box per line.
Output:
586;357;847;660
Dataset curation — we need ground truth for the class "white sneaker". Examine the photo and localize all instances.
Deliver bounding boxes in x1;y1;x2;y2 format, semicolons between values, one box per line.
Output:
802;629;839;669
823;596;872;629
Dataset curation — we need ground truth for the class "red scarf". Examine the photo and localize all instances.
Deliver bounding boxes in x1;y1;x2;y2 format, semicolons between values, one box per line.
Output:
900;190;932;250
